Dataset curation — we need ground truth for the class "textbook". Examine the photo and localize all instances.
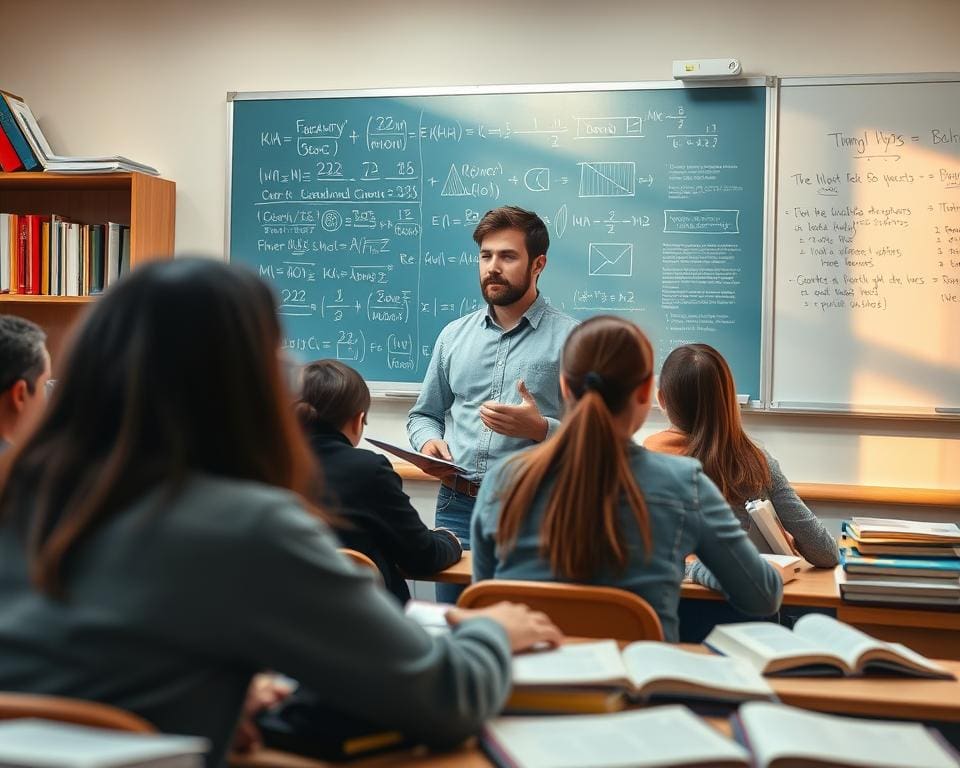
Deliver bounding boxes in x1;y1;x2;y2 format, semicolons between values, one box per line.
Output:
840;546;960;579
745;499;797;557
841;531;960;558
483;705;751;768
705;613;954;678
759;553;803;583
847;517;960;543
836;569;960;606
364;436;467;475
507;640;774;713
0;719;207;768
732;701;960;768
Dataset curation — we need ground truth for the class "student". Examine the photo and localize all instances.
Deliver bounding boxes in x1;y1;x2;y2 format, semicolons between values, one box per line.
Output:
0;315;51;452
644;343;840;577
0;259;561;768
297;359;462;603
407;206;577;604
471;316;782;642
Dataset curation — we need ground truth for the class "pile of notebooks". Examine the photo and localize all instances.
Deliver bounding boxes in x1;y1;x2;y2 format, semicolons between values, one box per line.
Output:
839;517;960;607
0;89;158;175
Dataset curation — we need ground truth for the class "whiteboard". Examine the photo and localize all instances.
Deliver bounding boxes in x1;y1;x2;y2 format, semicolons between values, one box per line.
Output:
772;75;960;415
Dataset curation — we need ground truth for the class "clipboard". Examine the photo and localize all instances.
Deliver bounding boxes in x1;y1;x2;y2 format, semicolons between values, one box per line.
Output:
364;436;468;476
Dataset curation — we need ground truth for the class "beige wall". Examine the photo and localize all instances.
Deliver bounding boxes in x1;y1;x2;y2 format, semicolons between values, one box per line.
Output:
2;0;958;493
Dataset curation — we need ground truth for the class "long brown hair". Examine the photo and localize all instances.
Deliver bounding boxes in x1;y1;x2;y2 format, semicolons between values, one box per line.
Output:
0;258;319;596
658;343;770;507
496;316;653;580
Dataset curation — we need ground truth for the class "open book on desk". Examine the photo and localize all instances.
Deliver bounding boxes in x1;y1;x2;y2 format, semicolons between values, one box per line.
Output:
732;702;960;768
506;640;774;714
705;613;955;678
483;705;751;768
364;436;468;476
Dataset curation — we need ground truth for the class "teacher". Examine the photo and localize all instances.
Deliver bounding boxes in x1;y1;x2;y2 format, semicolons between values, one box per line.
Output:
407;206;577;601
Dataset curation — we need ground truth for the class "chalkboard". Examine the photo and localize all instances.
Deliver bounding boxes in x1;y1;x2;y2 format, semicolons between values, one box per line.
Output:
227;81;770;396
772;75;960;415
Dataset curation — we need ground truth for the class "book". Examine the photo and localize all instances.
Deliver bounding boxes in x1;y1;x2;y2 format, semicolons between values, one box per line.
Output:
403;599;453;636
0;214;9;292
3;95;158;175
841;531;960;558
482;705;751;768
847;517;960;543
0;91;40;171
106;222;121;287
732;701;960;768
841;546;960;579
836;569;960;604
0;121;23;171
364;436;468;475
0;718;207;768
508;640;775;711
746;499;797;556
759;553;803;584
705;613;954;678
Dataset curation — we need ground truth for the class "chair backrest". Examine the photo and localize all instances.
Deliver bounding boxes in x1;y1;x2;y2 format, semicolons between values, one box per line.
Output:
0;692;154;732
458;580;664;642
339;548;383;584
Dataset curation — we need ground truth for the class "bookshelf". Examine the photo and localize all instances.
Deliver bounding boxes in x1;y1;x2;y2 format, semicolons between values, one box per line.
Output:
0;172;175;372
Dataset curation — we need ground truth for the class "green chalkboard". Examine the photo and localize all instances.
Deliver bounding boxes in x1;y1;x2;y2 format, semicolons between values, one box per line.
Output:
228;81;770;396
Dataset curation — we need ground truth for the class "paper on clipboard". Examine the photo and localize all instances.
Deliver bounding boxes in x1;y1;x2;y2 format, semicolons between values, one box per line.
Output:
365;436;468;476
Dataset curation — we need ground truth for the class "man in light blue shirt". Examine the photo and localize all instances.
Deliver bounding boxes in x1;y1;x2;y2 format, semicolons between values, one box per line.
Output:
407;207;577;599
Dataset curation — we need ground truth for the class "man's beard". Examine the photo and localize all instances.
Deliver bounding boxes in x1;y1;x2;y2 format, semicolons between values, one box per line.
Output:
481;270;532;306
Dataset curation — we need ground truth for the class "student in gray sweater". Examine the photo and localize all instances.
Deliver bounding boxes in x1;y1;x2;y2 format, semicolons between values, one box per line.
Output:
644;343;840;590
0;259;560;768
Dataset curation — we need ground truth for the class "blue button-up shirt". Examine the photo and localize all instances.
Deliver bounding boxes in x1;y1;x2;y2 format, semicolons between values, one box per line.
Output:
407;293;578;483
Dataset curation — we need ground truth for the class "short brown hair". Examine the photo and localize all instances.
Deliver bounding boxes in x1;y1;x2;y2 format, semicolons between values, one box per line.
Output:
472;206;549;260
296;360;371;431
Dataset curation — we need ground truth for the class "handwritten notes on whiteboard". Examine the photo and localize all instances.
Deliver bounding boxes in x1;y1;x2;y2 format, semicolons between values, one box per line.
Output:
229;86;767;393
773;80;960;413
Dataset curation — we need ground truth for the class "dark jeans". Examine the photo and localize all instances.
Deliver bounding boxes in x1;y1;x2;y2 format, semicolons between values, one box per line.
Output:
434;484;476;604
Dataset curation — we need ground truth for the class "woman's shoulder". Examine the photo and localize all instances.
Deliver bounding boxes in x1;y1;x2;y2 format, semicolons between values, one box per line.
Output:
628;443;705;492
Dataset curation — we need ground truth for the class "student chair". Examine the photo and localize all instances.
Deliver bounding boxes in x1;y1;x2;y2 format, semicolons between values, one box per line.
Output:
338;548;383;585
458;580;665;642
0;691;155;732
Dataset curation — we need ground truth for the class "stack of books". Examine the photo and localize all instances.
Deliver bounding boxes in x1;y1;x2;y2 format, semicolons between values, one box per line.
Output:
0;213;129;295
839;517;960;607
0;89;157;175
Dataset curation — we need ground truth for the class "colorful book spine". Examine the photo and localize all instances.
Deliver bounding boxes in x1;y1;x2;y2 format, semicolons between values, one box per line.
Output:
0;93;40;171
0;124;23;171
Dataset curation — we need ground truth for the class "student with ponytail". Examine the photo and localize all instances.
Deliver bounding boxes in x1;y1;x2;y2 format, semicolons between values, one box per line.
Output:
471;317;782;642
644;344;839;576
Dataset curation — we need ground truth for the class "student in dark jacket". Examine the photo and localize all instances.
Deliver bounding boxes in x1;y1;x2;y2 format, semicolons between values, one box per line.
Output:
297;360;462;602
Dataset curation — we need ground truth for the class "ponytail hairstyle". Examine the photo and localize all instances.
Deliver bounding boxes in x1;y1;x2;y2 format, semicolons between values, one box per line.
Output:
658;344;770;508
296;360;371;433
496;316;654;580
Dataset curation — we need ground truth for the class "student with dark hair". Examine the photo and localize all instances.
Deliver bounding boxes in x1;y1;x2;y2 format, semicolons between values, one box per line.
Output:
644;343;839;579
0;258;561;767
297;359;462;603
471;316;782;642
408;205;577;601
0;314;50;452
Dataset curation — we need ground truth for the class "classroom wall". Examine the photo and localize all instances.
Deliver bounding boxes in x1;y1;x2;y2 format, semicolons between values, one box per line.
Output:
2;0;958;497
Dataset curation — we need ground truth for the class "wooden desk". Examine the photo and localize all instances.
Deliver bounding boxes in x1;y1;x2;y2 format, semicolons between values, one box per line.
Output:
423;554;960;660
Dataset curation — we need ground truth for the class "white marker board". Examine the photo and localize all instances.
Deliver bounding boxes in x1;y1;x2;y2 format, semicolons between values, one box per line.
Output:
772;75;960;415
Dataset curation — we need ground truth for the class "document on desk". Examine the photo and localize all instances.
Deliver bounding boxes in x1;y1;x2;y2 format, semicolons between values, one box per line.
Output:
364;436;468;476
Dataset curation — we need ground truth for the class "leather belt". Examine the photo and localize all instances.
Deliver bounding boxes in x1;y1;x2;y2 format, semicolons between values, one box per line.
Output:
441;475;482;498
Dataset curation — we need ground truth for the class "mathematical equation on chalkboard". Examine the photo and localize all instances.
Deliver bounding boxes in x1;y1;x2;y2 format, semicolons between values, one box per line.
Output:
229;86;767;392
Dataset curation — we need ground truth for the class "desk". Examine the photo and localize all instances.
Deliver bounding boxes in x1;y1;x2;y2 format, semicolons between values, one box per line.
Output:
424;554;960;660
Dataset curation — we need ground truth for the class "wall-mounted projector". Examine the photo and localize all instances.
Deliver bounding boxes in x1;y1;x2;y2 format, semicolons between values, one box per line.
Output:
672;58;742;80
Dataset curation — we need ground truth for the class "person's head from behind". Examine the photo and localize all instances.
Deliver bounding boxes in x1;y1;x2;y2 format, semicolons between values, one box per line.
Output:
472;206;548;307
0;258;316;595
296;360;371;446
498;316;655;580
657;343;769;506
0;315;51;445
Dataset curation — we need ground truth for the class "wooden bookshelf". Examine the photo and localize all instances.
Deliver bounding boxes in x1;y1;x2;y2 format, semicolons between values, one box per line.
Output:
0;172;175;372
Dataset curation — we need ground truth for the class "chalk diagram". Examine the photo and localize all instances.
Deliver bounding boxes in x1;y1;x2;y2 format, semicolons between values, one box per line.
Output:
554;204;568;240
578;161;636;197
321;210;343;232
441;164;468;196
524;168;551;192
588;243;634;277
